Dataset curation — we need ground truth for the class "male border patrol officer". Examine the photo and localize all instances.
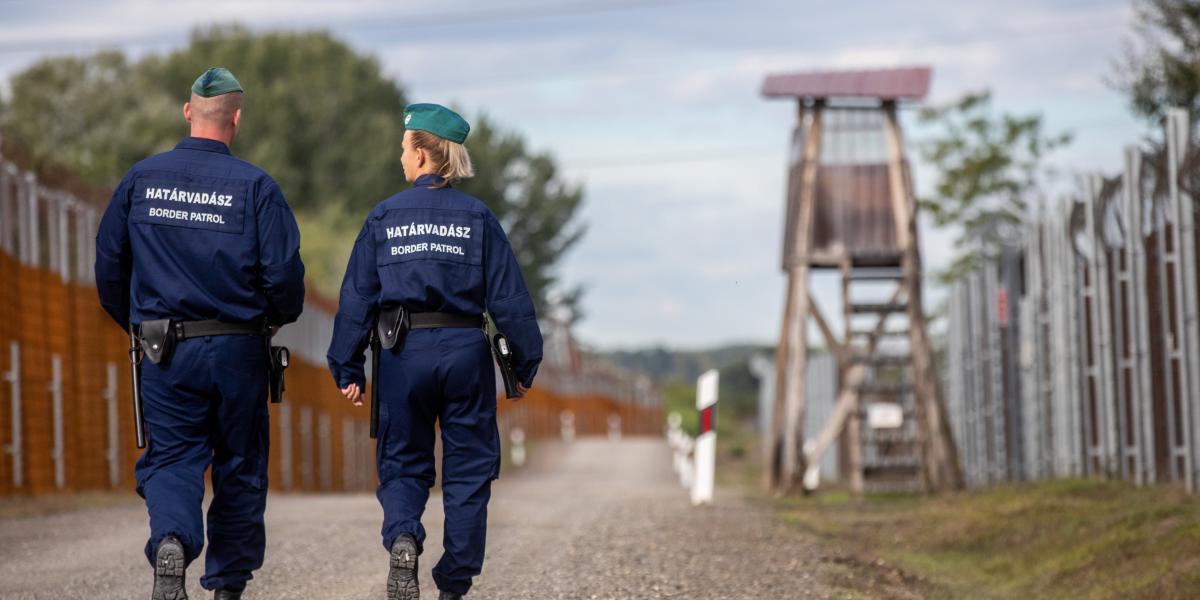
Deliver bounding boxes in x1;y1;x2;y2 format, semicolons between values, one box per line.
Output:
327;103;542;600
95;67;305;600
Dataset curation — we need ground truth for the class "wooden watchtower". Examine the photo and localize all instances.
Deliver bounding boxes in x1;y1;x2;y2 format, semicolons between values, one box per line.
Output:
761;67;962;495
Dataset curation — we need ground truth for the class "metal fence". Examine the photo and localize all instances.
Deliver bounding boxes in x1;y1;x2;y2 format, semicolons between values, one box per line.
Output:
946;108;1200;490
0;150;661;496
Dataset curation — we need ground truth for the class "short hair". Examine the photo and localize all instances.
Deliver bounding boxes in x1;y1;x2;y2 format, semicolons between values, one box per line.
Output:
188;91;243;125
410;130;475;182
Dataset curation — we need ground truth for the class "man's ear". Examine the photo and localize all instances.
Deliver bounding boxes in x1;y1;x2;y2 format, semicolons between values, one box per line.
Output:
183;102;192;123
232;108;242;130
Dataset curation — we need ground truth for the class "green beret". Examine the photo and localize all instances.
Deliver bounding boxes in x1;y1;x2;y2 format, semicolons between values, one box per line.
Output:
191;67;243;98
404;103;470;144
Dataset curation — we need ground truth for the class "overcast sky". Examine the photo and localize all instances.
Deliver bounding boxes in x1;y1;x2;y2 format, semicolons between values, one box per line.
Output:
0;0;1150;349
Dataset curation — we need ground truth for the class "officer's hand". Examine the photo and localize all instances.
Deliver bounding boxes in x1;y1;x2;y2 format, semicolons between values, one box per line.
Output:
270;325;280;337
515;383;529;399
341;383;362;406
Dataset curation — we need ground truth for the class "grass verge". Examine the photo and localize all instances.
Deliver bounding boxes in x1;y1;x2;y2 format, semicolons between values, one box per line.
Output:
776;478;1200;599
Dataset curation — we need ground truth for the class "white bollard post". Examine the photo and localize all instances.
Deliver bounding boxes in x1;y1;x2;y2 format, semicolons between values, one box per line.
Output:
691;369;718;506
607;413;622;441
667;412;683;474
680;436;695;489
510;427;526;467
560;410;576;443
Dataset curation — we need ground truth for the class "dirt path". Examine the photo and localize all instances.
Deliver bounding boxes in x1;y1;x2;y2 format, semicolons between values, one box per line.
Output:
0;437;836;599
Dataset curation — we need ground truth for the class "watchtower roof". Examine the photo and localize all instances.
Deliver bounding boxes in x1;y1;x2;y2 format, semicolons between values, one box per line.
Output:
761;66;932;101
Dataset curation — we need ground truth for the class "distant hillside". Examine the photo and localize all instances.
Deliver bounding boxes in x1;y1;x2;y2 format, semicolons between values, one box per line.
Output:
599;344;774;422
599;344;773;384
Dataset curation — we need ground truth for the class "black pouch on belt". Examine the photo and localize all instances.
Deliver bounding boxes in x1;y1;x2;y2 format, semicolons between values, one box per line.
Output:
268;345;289;404
139;319;176;365
376;305;409;352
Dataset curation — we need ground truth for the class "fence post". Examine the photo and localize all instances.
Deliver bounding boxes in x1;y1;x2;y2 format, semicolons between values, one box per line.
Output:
342;417;356;491
1124;147;1156;485
318;412;332;491
4;341;21;488
1;163;14;255
105;362;120;487
1167;108;1199;491
50;353;64;490
1085;175;1119;476
299;406;313;490
25;172;39;267
1061;196;1085;478
279;403;293;490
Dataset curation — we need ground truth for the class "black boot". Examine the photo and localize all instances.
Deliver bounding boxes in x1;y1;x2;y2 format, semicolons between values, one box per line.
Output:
387;534;419;600
151;536;188;600
438;592;464;600
213;590;242;600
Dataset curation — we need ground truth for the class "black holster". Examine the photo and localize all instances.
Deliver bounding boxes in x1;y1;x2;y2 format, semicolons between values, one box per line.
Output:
492;333;520;399
377;305;409;351
370;305;408;439
268;344;289;404
139;319;176;365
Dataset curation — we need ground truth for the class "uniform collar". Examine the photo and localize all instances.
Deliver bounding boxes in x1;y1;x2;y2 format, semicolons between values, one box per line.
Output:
175;136;232;155
413;173;450;189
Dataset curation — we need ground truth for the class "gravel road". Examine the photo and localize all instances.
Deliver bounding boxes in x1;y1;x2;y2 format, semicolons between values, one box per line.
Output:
0;437;835;599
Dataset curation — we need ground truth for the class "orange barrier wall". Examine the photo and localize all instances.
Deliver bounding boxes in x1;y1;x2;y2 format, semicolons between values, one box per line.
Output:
0;263;661;497
0;159;661;498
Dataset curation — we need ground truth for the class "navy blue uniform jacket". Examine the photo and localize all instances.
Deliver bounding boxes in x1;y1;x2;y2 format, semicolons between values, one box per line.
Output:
95;137;305;330
326;173;543;390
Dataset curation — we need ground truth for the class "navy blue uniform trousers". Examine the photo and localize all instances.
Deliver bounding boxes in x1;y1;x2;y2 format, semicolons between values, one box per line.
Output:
135;334;269;592
376;328;500;596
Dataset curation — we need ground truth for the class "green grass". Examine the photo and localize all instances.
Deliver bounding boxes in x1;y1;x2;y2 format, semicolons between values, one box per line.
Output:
776;478;1200;599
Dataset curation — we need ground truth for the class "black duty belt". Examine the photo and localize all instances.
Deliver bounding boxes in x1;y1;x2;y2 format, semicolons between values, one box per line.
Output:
171;319;266;340
409;312;484;329
136;318;266;366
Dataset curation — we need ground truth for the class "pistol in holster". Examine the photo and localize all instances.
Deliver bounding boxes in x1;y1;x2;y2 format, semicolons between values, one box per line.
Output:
491;332;520;400
370;305;409;439
267;342;290;404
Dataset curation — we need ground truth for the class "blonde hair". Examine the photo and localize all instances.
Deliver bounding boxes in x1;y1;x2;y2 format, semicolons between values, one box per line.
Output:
410;130;475;182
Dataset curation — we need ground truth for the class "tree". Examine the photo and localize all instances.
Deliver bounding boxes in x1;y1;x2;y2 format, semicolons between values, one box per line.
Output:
916;91;1072;281
0;52;178;185
1111;0;1200;124
0;26;585;314
457;116;586;319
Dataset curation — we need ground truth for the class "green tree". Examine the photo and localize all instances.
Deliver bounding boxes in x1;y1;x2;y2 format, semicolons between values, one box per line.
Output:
1111;0;1200;124
457;116;586;318
0;51;178;185
916;91;1071;281
0;25;585;313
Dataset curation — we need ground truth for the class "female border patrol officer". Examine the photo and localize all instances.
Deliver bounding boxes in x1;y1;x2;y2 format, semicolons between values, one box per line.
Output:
326;104;543;600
